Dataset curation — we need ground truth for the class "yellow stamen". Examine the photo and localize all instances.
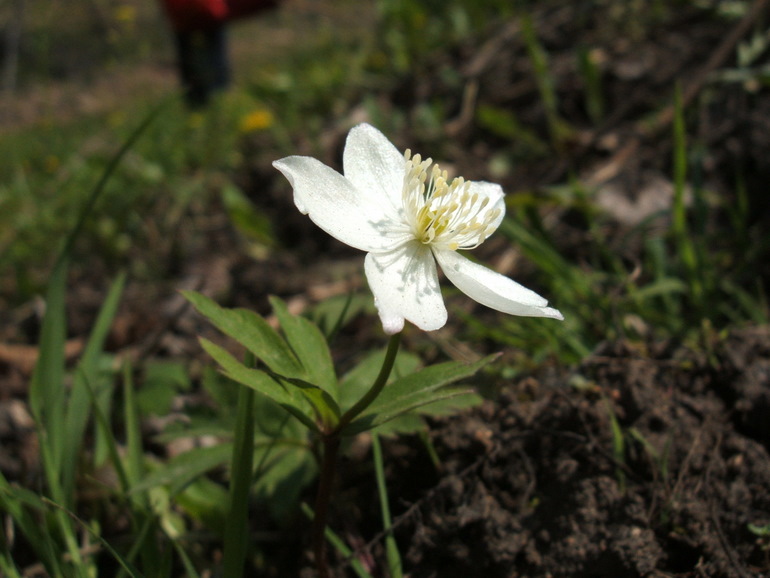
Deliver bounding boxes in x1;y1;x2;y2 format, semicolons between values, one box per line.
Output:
401;152;499;251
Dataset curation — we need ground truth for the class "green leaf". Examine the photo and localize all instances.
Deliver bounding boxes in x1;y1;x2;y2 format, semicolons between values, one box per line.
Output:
29;258;68;465
633;277;688;300
339;349;421;412
252;444;317;521
201;366;240;418
199;338;319;433
342;355;497;436
223;379;256;578
412;391;483;417
65;271;126;460
129;444;233;498
366;391;483;438
221;182;274;246
250;395;316;521
306;293;370;339
0;478;63;576
365;413;425;437
476;105;548;153
269;296;338;400
174;476;229;534
345;387;478;436
273;373;340;428
183;291;303;378
42;496;145;578
368;354;496;411
63;272;126;496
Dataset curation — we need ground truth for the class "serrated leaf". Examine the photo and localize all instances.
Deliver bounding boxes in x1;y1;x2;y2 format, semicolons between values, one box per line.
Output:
341;355;495;436
269;296;338;400
367;354;497;413
343;387;478;436
272;373;341;428
365;390;483;437
199;338;319;433
183;291;303;378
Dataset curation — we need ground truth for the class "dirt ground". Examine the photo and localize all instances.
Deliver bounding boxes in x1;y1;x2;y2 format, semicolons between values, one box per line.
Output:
369;328;770;577
1;1;770;577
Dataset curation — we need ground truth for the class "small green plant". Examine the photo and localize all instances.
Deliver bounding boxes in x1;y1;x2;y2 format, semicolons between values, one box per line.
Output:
183;292;492;576
748;522;770;568
179;121;564;577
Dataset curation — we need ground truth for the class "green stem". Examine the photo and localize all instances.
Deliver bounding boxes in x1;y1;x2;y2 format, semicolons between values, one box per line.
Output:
312;332;401;577
336;332;401;434
222;355;257;578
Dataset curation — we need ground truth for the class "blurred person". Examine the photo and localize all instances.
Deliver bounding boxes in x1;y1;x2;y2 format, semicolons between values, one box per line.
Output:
159;0;279;107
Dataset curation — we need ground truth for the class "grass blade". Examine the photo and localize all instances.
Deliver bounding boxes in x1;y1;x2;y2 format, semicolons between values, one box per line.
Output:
300;503;373;578
222;354;257;578
372;434;402;578
62;271;127;501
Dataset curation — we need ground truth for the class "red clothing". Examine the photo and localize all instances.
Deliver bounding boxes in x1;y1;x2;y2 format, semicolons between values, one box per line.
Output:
161;0;279;31
161;0;227;31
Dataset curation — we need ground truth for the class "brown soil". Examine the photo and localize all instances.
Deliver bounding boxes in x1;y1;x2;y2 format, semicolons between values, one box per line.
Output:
363;329;770;578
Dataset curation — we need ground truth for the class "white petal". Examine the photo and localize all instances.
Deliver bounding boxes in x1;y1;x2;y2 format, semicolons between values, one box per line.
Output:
435;249;564;320
468;181;506;235
444;181;507;250
343;124;406;212
273;156;403;253
365;242;448;333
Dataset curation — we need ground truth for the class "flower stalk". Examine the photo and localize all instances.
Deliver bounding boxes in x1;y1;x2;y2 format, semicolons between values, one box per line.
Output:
312;332;402;577
336;332;402;434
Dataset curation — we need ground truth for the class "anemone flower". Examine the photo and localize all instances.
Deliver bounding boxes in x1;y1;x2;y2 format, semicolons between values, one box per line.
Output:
273;123;563;334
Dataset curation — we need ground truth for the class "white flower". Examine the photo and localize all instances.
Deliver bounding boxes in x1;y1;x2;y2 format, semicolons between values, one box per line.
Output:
273;123;563;334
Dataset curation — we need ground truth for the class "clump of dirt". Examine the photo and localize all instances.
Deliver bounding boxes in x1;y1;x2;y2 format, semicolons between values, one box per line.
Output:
342;328;770;577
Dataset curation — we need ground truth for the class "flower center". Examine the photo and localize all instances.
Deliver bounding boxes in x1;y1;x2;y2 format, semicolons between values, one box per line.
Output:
401;150;501;251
